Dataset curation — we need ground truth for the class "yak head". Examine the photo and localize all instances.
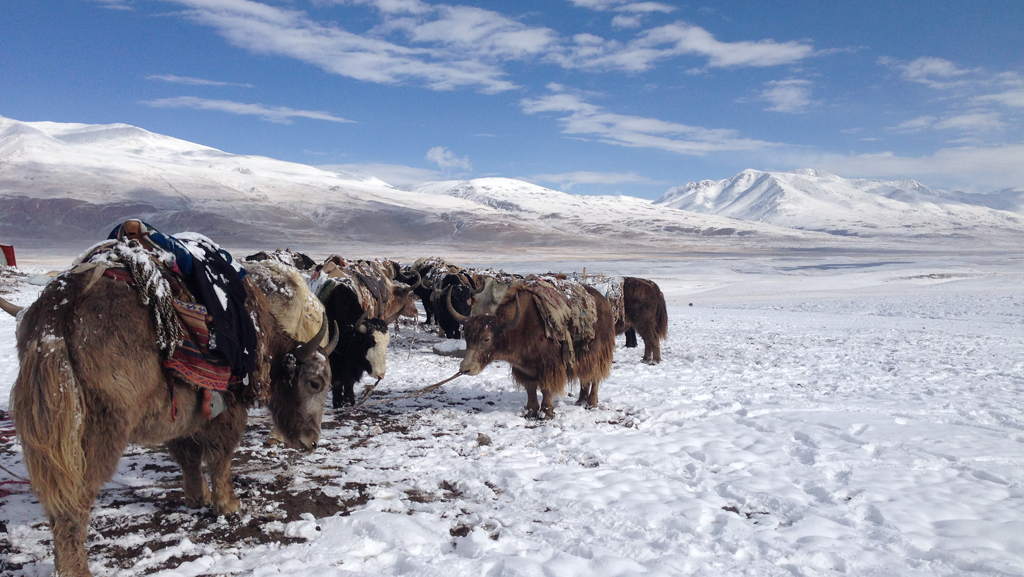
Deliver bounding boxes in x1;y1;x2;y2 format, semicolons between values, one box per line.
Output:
268;315;338;452
459;294;521;376
352;309;390;379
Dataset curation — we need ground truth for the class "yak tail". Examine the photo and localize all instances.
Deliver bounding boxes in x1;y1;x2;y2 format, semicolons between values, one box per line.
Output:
11;333;88;517
654;294;669;339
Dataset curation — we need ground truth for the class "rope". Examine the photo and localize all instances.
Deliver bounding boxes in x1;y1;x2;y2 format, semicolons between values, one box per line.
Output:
351;371;464;409
0;462;29;484
355;378;383;406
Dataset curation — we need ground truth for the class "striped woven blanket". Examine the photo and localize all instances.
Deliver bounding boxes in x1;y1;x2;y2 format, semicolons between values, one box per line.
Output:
102;266;237;393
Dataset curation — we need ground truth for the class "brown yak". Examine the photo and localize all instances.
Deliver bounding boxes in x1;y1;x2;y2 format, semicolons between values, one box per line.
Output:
1;269;337;576
619;277;669;364
455;282;614;419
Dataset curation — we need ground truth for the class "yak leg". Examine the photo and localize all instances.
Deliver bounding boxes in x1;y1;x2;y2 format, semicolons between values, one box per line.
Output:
625;328;638;348
167;437;211;508
514;368;542;419
50;508;91;577
331;355;357;408
539;388;556;420
202;402;247;515
639;329;661;364
51;418;129;576
575;383;591;406
50;468;107;576
582;382;599;408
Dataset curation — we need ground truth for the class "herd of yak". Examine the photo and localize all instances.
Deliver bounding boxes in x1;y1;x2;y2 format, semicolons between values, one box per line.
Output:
0;241;667;577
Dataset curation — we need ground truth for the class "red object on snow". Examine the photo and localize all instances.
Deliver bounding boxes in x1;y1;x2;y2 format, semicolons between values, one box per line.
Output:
0;244;15;267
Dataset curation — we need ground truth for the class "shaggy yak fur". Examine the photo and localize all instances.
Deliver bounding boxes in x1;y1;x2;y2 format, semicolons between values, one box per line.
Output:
7;271;335;577
619;277;669;364
459;284;615;419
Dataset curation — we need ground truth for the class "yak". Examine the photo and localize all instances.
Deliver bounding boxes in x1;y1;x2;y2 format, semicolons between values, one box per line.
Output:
320;288;394;408
312;257;420;407
455;281;614;419
431;271;478;339
616;277;669;364
2;255;337;577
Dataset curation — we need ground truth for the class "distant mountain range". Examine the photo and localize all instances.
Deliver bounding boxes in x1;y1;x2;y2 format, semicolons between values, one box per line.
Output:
655;168;1024;239
1;115;1022;252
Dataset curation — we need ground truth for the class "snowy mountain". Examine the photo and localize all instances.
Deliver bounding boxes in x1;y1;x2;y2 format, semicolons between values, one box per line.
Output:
655;168;1024;239
2;114;1020;251
0;115;821;250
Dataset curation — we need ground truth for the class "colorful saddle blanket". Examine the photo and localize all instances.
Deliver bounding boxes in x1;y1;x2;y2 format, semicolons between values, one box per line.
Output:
102;266;238;393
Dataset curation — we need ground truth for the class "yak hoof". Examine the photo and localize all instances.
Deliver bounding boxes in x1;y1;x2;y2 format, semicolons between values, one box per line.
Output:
184;489;212;509
213;495;242;516
332;392;356;409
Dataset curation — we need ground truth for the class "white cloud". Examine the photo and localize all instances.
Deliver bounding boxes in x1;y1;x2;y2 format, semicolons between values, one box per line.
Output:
761;79;816;113
975;89;1024;108
146;74;254;88
319;162;443;186
381;5;560;60
932;112;1006;132
887;112;1005;134
611;14;643;29
887;115;937;132
555;22;815;72
566;0;674;13
785;144;1024;192
616;2;676;14
86;0;133;10
140;96;355;124
425;146;472;171
879;56;978;89
521;87;776;155
167;0;517;93
531;170;666;190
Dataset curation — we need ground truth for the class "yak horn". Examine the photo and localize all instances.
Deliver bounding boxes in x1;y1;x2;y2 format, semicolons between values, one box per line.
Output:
355;309;369;333
295;312;330;361
494;294;521;333
384;307;404;325
0;295;24;317
446;286;470;325
321;320;340;356
406;269;422;290
471;277;487;295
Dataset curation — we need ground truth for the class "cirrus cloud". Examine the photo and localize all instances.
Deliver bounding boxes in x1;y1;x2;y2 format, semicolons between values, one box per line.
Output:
140;96;355;124
521;85;776;155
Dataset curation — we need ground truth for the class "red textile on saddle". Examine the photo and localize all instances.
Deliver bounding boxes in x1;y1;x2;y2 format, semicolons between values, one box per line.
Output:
103;269;239;393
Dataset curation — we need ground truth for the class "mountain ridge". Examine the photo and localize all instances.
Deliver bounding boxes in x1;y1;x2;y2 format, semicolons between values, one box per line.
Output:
655;168;1024;238
0;115;826;251
2;115;1022;251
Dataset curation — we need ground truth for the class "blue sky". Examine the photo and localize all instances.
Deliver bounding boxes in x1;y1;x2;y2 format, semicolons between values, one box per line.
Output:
2;0;1023;197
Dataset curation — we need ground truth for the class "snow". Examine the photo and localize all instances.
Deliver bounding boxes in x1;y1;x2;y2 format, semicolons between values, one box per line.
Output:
655;169;1024;240
0;115;900;251
2;251;1022;576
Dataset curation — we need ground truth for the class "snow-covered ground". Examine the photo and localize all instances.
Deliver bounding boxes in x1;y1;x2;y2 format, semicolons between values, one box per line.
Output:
2;252;1023;576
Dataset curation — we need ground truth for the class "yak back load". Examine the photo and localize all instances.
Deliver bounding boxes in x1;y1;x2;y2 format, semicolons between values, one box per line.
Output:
521;276;600;369
72;220;260;400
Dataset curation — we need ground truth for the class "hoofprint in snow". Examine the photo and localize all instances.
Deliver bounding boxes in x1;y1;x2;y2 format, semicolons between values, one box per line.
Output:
2;253;1023;576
